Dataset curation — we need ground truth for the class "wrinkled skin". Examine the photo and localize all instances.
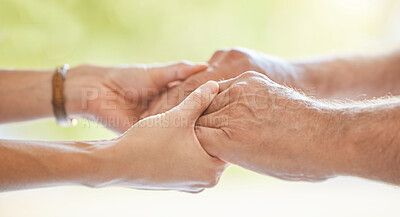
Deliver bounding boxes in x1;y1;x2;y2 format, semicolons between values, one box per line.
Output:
144;48;297;117
195;71;339;182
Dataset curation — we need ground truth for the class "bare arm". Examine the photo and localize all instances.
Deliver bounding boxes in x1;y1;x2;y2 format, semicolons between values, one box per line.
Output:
0;69;55;123
334;99;400;184
0;82;226;192
0;62;207;132
0;139;108;191
293;50;400;99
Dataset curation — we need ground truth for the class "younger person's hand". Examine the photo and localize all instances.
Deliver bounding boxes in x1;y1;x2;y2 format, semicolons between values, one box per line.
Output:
96;81;227;193
65;62;208;133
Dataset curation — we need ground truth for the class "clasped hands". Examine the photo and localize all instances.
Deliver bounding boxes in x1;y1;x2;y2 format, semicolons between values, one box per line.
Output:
72;48;337;193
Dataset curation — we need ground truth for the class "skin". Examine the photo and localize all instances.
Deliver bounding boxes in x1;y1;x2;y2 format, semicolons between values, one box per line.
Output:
146;48;400;117
0;81;226;193
195;71;400;185
292;49;400;99
0;62;208;133
144;47;400;184
143;47;298;116
1;47;400;190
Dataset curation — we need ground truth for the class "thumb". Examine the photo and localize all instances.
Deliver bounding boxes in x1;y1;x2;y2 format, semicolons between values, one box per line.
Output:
151;62;208;88
172;81;219;125
195;126;228;159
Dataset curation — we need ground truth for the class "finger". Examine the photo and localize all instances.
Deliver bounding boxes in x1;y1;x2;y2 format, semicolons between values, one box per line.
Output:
148;62;208;89
93;107;137;134
163;61;208;83
202;86;232;116
143;85;183;118
174;61;208;80
217;70;268;93
196;107;231;129
197;82;238;127
195;126;230;159
172;81;219;125
217;76;239;92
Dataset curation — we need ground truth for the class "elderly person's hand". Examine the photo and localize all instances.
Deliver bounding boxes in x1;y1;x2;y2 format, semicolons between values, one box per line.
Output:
195;71;339;182
143;48;298;117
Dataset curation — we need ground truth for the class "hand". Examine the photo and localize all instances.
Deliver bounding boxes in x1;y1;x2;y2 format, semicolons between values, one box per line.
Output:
144;48;297;116
65;62;207;133
97;81;227;193
195;71;341;182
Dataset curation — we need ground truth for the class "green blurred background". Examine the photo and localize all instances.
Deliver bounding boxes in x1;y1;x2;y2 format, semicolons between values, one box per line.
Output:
0;0;400;216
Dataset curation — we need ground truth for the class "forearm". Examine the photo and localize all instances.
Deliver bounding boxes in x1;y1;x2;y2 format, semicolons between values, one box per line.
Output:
0;69;55;123
329;100;400;185
0;139;113;191
0;66;105;123
292;50;400;99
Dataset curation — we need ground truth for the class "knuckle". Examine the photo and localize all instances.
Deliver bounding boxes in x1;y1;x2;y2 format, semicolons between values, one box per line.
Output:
237;71;270;87
229;84;241;94
239;71;261;79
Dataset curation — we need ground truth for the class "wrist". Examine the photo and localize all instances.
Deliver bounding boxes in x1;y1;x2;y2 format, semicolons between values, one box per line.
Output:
76;139;119;188
294;100;347;177
40;140;116;188
88;133;146;188
64;65;108;117
317;106;356;176
327;107;375;180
